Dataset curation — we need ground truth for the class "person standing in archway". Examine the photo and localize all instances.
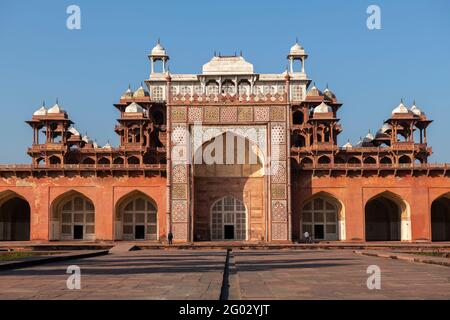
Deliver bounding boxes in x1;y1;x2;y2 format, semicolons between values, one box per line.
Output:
168;231;173;245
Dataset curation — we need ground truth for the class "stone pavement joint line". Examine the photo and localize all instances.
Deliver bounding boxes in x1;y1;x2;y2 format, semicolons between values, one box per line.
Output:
354;250;450;267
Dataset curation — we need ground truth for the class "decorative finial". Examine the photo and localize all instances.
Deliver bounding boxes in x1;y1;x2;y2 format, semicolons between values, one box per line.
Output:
240;50;243;57
296;36;299;44
157;38;160;45
413;99;416;105
56;97;59;105
214;50;216;57
42;100;45;107
400;98;404;103
128;83;131;90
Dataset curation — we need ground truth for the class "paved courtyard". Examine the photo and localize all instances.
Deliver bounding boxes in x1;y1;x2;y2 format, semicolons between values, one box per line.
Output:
0;249;449;300
234;250;450;300
0;250;226;300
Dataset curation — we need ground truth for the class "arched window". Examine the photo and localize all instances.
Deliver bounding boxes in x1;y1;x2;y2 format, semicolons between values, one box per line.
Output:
293;111;304;125
206;81;219;95
113;157;125;165
302;197;339;241
364;157;376;164
122;197;157;240
98;157;110;165
238;80;250;96
398;155;411;164
82;158;95;165
348;157;361;165
49;156;61;165
318;156;331;164
292;135;306;148
300;157;313;166
222;80;235;95
211;196;246;241
128;156;140;165
380;157;392;164
59;196;95;241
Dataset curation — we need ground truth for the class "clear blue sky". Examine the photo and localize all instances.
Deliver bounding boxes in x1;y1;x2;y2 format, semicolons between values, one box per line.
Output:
1;0;449;163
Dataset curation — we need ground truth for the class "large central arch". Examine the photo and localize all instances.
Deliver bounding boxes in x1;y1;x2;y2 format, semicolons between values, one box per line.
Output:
0;191;30;241
365;191;411;242
193;131;265;241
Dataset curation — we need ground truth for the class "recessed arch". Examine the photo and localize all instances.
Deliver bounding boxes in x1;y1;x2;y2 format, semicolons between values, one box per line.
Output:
431;192;450;241
50;190;95;241
82;157;95;165
49;155;61;165
300;191;345;241
0;190;30;241
98;157;110;165
398;155;412;164
114;190;158;241
380;156;392;164
348;156;361;165
318;155;331;164
127;156;140;165
364;156;376;164
113;157;125;165
300;157;313;166
365;191;411;241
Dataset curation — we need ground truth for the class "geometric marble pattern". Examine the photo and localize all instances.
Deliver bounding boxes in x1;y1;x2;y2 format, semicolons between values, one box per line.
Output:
271;161;287;184
272;200;287;222
172;200;188;223
271;222;288;240
270;106;286;121
271;184;287;200
220;107;238;123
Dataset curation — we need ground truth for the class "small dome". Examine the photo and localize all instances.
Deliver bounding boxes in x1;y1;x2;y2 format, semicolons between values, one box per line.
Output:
410;101;423;116
355;139;363;148
133;85;149;98
313;102;333;114
82;135;93;144
392;100;409;114
307;84;323;97
121;86;134;99
68;127;80;136
33;106;47;116
363;132;374;142
48;103;65;114
342;141;353;148
102;143;112;149
151;41;167;56
93;141;99;149
323;87;336;100
125;102;144;113
378;123;392;134
289;42;306;56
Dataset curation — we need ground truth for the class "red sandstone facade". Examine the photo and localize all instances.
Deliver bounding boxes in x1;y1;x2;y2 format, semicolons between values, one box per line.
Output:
0;41;449;243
